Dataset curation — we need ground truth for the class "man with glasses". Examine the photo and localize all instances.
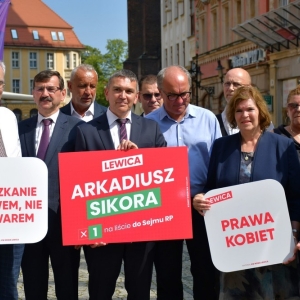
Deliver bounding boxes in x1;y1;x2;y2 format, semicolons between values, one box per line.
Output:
61;64;106;121
0;61;23;300
216;68;251;136
138;75;163;116
18;70;83;299
146;65;221;299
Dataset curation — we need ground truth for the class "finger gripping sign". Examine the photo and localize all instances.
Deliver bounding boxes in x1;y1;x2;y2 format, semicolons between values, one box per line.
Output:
59;147;192;245
0;157;48;244
204;179;294;272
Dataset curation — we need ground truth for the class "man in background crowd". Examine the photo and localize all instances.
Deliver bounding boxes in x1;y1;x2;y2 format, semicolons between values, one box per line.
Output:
138;74;163;116
60;64;106;120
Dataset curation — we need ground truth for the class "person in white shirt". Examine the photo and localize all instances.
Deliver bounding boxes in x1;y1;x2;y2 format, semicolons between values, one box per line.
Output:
0;60;23;300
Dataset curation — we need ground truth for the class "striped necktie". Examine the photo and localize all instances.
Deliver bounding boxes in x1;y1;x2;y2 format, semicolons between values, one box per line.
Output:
116;118;128;142
0;130;7;157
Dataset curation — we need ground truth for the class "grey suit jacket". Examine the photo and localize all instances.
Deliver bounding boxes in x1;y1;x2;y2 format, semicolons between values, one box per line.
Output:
18;112;83;213
60;101;107;119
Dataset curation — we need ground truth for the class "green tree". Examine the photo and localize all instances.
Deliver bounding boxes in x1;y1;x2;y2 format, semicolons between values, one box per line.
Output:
81;39;128;106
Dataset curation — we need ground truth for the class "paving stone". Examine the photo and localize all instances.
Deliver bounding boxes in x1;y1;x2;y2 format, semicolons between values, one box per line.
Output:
17;243;193;299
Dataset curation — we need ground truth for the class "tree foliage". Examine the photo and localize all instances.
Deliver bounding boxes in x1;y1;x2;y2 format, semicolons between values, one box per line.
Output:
81;39;128;106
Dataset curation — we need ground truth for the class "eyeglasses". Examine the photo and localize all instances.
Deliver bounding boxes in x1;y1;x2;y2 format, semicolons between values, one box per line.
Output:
223;81;243;89
142;93;161;101
287;103;300;110
0;81;5;89
162;91;191;101
33;86;61;94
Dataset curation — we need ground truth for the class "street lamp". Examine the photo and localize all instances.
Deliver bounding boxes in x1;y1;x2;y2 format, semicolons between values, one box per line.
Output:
216;60;225;83
189;56;215;106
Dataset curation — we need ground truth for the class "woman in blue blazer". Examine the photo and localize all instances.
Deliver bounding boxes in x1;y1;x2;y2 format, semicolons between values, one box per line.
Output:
193;86;300;299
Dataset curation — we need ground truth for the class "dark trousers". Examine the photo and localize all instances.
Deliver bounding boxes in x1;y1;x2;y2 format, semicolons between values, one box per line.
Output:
154;207;219;300
84;241;154;300
0;244;24;300
21;210;76;300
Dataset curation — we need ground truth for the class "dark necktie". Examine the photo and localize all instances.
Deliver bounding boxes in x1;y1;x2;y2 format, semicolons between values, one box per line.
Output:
37;119;52;160
0;130;7;157
116;118;128;142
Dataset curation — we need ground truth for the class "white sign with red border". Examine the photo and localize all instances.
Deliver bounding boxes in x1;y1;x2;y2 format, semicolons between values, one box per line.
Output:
204;179;294;272
0;157;48;244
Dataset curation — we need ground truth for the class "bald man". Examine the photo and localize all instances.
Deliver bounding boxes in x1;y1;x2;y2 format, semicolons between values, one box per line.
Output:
217;68;251;136
217;68;273;136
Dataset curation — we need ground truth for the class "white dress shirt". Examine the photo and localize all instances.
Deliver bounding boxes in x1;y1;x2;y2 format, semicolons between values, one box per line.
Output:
35;110;59;155
0;107;21;157
70;101;94;122
106;108;132;150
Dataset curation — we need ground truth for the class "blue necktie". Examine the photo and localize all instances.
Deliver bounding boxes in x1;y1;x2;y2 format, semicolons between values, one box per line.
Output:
116;119;128;142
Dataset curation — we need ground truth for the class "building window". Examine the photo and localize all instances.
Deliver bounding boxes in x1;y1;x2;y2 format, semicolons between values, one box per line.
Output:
73;53;77;68
13;109;22;122
182;41;185;67
165;49;168;67
170;46;173;65
32;30;39;40
29;52;37;69
51;31;58;41
280;0;289;6
30;79;34;91
12;52;19;68
47;53;54;69
176;43;179;65
12;79;20;93
30;108;38;118
65;53;70;69
58;32;65;41
11;29;18;39
190;0;195;36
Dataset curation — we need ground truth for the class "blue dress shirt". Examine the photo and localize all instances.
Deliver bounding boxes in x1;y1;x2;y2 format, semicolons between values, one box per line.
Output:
146;104;221;197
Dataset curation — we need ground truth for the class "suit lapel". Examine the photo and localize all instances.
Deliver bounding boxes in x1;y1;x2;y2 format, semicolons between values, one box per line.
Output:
44;112;67;165
96;114;114;149
130;114;142;144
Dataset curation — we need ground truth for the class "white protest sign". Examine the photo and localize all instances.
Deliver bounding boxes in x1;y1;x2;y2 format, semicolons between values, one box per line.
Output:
0;157;48;244
204;179;294;272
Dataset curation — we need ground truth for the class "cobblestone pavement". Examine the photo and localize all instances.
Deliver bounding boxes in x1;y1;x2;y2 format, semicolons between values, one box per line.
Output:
17;243;193;300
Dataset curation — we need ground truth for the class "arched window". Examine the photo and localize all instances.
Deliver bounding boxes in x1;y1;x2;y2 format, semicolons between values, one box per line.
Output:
30;108;38;118
13;109;22;122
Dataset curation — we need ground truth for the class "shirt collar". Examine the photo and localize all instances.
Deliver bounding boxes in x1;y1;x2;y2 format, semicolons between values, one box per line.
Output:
159;104;194;121
70;101;94;117
37;110;59;124
106;108;132;126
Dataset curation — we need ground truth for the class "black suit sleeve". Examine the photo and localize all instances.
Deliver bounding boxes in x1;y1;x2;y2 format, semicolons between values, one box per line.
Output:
75;125;87;151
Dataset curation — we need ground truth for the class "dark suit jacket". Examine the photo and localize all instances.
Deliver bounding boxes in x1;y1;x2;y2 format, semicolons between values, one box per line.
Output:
18;112;83;213
60;100;107;118
205;131;300;222
75;112;166;151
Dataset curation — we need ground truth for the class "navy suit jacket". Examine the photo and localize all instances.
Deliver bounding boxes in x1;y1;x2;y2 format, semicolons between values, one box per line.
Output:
60;100;107;119
205;131;300;222
18;112;83;213
75;112;166;151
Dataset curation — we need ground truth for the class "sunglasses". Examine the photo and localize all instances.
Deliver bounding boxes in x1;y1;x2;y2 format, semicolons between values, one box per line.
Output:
142;93;161;101
287;103;300;110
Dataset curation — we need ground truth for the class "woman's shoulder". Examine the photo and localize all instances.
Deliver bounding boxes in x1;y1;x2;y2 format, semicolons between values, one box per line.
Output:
262;130;293;146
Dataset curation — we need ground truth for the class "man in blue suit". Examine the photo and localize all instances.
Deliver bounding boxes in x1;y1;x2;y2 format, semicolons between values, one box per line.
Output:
60;64;106;121
18;70;83;300
75;69;166;300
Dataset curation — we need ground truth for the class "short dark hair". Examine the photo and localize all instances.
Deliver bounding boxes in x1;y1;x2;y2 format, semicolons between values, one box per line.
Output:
138;74;157;91
226;85;271;131
107;69;138;91
33;70;64;90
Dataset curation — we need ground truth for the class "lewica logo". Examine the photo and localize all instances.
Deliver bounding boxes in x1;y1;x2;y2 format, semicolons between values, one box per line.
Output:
102;155;143;172
206;191;232;205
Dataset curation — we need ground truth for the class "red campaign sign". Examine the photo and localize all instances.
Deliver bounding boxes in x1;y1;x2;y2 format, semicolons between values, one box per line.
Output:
58;147;192;245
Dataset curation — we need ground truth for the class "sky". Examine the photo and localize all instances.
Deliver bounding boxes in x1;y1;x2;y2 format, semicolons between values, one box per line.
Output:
43;0;128;54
